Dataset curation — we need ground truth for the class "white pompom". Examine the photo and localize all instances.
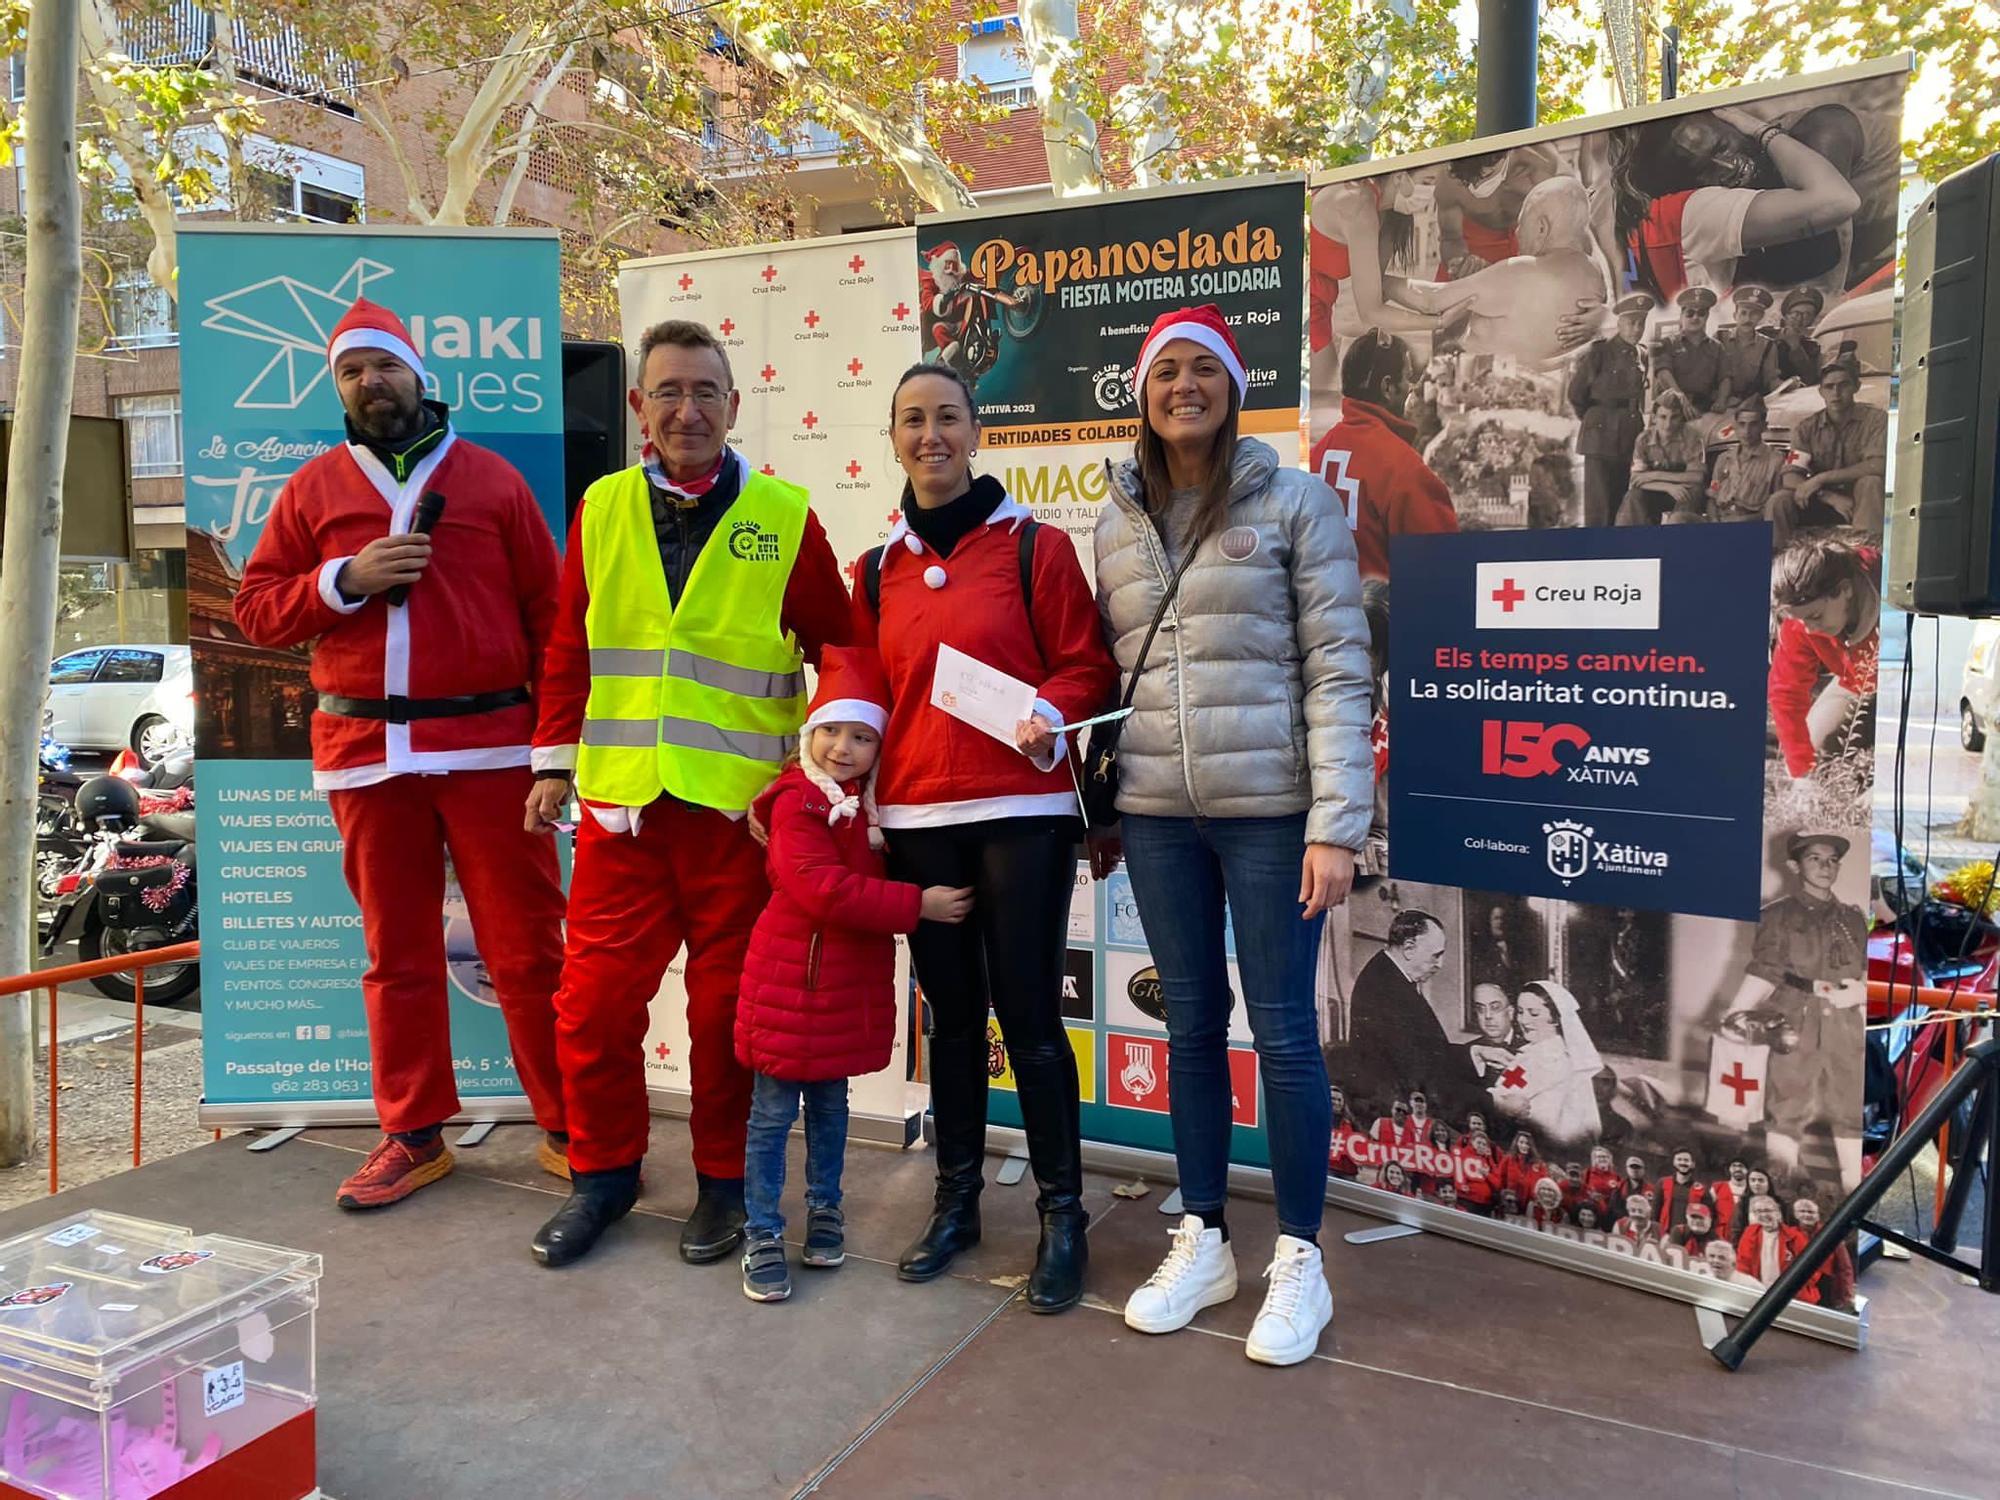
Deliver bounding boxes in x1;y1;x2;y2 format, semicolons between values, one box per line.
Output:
903;533;923;554
924;564;948;589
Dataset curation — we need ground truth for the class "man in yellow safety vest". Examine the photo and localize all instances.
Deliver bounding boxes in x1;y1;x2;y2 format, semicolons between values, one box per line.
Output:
524;319;852;1268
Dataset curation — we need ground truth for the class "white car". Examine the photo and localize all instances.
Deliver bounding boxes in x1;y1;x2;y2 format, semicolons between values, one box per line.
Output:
45;644;193;760
1958;622;2000;753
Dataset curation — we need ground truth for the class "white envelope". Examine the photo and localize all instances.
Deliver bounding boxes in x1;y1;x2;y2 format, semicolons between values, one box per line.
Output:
930;643;1037;746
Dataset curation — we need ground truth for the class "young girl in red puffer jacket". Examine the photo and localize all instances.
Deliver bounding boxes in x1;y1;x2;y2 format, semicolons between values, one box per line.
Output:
734;645;972;1303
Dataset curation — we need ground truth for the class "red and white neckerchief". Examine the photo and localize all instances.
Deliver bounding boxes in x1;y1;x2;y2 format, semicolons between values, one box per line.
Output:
643;445;731;505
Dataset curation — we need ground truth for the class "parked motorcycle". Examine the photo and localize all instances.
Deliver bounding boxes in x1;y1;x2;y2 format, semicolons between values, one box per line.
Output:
34;708;87;905
40;756;199;1005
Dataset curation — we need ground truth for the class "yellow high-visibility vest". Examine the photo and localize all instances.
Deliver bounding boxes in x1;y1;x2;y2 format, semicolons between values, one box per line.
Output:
575;463;807;811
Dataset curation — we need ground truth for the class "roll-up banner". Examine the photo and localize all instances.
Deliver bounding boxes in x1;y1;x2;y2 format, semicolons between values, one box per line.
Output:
617;229;926;1139
181;225;567;1126
914;177;1308;1151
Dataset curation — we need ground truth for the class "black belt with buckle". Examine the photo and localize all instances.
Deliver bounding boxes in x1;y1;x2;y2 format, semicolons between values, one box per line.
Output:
318;687;530;725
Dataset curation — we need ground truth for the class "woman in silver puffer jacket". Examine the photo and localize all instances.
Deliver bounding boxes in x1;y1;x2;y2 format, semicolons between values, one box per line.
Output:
1095;306;1373;1368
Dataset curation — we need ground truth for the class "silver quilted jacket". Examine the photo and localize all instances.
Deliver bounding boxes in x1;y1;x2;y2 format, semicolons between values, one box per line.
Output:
1093;436;1373;849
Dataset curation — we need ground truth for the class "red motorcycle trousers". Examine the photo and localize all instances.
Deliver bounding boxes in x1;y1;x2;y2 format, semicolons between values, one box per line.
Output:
327;767;567;1137
553;798;764;1176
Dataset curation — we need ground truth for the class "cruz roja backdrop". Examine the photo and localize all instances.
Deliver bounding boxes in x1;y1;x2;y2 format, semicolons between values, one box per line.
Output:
179;225;567;1125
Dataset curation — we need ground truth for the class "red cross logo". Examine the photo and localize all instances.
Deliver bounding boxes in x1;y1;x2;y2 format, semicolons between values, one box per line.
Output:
1492;578;1526;612
848;254;866;273
760;463;775;476
718;318;736;337
760;265;778;283
654;1042;671;1060
1719;1062;1760;1106
760;364;776;382
803;309;821;329
845;460;863;479
802;411;819;430
847;357;864;377
1499;1066;1527;1091
892;301;910;320
844;556;866;587
677;273;693;291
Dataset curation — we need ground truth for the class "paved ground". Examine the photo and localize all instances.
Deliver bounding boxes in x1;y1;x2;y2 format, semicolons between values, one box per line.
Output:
1878;661;1990;869
0;1118;1993;1500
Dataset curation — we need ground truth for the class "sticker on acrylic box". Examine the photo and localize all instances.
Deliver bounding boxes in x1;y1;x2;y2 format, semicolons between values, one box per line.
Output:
202;1360;247;1418
0;1282;72;1310
1104;1031;1258;1127
42;1223;101;1248
1103;949;1251;1044
138;1250;214;1276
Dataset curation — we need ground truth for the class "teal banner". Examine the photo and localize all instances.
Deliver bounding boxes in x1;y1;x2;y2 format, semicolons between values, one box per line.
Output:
178;226;565;1116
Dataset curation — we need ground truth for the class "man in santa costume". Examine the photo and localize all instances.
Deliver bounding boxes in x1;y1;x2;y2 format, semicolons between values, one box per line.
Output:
235;297;568;1211
524;319;850;1269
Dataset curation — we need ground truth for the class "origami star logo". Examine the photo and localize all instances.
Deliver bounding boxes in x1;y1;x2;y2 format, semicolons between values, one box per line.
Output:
200;256;396;411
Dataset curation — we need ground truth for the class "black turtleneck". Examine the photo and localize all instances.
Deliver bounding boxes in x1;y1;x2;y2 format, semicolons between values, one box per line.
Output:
902;473;1007;558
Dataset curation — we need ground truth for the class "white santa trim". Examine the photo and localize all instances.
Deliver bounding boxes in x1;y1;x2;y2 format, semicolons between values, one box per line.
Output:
317;557;366;615
1135;321;1247;398
328;327;428;385
805;698;888;733
878;790;1077;828
881;492;1033;553
531;743;578;774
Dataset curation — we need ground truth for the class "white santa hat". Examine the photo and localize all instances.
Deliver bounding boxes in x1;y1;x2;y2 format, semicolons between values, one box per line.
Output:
1132;303;1247;402
800;645;891;848
327;297;427;385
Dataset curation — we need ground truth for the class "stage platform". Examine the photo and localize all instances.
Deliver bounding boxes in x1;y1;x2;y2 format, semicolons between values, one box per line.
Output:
1;1120;1992;1499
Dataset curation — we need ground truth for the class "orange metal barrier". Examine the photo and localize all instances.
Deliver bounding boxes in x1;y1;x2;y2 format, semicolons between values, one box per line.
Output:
0;941;200;1194
1867;978;1994;1017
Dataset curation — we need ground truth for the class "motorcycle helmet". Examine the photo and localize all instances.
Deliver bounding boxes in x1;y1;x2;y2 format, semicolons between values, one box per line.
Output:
74;775;142;832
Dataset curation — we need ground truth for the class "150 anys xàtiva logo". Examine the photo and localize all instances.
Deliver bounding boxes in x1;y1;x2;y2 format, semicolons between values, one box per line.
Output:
1482;721;1652;785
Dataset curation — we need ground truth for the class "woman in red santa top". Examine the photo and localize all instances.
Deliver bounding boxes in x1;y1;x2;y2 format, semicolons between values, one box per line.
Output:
732;647;974;1303
1736;1194;1816;1299
851;361;1117;1313
235;297;568;1211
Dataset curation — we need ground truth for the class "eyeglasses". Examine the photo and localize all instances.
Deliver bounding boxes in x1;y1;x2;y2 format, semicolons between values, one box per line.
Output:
643;384;730;409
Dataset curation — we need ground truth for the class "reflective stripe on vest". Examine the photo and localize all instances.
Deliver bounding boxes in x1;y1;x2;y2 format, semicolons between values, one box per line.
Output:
576;463;808;810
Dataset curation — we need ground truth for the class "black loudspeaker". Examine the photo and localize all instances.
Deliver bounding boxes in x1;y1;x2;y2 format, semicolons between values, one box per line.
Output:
1888;153;2000;616
561;339;628;533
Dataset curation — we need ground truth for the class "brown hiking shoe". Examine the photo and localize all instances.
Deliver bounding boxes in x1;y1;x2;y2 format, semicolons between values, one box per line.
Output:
335;1135;454;1210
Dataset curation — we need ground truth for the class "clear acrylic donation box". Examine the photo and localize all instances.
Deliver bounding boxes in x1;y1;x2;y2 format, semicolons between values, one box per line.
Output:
0;1210;319;1500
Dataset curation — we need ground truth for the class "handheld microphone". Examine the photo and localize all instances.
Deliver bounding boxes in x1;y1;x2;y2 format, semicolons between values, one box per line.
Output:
387;490;447;607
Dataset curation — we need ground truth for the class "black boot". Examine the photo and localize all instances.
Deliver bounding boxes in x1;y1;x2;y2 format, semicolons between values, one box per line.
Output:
899;1032;987;1282
530;1163;640;1268
1012;1038;1089;1313
679;1173;747;1264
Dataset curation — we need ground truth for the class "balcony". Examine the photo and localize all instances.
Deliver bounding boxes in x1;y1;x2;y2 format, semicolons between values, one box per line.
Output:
701;113;846;173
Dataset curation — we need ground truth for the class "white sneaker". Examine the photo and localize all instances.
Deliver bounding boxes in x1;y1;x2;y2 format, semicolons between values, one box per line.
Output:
1245;1235;1332;1367
1123;1214;1238;1333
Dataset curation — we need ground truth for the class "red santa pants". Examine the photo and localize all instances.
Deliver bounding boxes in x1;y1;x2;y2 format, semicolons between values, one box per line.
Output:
552;798;764;1176
327;767;567;1136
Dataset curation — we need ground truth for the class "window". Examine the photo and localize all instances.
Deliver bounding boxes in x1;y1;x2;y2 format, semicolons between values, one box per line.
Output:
99;650;163;684
241;136;364;224
115;394;182;479
50;650;107;685
7;53;24;103
961;17;1032;108
109;276;176;348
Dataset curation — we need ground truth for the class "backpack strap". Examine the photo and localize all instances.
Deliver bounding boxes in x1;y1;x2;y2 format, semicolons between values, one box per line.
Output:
862;543;886;617
867;517;1044;668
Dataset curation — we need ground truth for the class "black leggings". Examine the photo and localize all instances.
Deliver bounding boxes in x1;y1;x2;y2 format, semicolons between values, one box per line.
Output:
889;818;1080;1197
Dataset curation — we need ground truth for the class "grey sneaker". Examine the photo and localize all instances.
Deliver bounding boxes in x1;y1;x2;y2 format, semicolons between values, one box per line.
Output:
741;1236;792;1302
802;1207;846;1268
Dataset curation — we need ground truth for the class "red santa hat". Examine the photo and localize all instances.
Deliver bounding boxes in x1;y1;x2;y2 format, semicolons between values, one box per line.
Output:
801;646;891;847
925;241;962;267
1133;304;1247;402
327;297;427;385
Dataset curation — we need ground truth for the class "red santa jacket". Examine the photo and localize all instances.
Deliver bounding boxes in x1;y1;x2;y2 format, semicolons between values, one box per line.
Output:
1308;397;1458;581
734;765;923;1082
234;429;557;789
1736;1222;1817;1300
1768;614;1880;777
852;497;1117;826
530;455;853;789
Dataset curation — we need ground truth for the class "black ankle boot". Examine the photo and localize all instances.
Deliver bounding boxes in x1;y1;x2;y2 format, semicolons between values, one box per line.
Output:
897;1183;983;1282
531;1163;640;1268
1027;1201;1090;1313
899;1031;988;1282
680;1173;747;1264
1011;1037;1088;1312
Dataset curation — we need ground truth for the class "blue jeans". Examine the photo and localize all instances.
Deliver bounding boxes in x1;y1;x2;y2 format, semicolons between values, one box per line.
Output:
1122;813;1331;1239
743;1073;850;1242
